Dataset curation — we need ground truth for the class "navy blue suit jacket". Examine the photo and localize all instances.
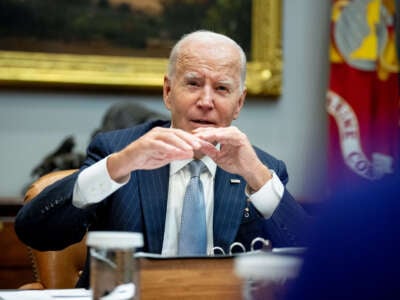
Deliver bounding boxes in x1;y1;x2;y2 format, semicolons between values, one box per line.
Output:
15;120;309;287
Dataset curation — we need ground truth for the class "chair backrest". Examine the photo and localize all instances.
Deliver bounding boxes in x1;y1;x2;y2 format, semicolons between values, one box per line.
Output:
22;169;87;289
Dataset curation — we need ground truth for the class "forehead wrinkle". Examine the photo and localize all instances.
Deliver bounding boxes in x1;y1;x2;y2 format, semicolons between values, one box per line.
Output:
178;56;239;85
183;70;236;88
177;44;239;69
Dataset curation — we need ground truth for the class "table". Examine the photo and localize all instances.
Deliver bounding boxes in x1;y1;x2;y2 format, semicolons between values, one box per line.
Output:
0;256;243;299
0;252;300;300
139;256;242;299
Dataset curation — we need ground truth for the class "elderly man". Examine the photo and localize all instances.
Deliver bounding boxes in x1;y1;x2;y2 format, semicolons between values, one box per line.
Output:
15;30;309;288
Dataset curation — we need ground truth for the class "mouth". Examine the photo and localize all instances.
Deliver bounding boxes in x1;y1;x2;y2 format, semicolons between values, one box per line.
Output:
190;119;216;126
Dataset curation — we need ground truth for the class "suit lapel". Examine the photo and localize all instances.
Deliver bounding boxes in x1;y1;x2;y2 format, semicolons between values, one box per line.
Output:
137;165;169;253
213;168;246;253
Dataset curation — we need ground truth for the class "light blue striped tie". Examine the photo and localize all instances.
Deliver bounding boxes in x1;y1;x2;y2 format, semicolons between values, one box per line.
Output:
178;160;207;256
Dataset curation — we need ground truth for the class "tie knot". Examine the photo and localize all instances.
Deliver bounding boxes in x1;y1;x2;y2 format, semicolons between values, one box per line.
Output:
189;160;206;178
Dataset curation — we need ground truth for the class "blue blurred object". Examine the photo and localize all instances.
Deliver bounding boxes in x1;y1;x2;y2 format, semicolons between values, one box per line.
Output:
285;173;400;300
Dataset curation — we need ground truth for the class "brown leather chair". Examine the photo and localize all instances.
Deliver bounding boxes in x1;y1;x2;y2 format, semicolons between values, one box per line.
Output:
19;169;87;289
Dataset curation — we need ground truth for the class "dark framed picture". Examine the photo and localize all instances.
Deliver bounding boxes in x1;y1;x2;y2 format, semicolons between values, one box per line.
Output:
0;0;282;96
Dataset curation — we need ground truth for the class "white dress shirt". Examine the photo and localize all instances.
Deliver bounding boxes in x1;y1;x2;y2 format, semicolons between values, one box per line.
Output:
162;156;216;255
73;156;284;255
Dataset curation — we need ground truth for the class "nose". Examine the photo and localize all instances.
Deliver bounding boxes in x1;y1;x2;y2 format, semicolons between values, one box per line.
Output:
197;85;214;109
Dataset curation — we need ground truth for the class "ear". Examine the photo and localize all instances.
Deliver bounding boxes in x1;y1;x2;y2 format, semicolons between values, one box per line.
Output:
163;75;172;110
233;88;246;120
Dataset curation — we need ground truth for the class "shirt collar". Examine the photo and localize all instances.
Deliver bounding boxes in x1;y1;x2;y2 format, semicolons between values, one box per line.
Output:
170;155;216;177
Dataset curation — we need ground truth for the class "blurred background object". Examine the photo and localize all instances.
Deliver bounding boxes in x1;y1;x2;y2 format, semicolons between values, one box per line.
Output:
285;172;400;300
30;135;84;179
326;0;399;192
90;101;168;138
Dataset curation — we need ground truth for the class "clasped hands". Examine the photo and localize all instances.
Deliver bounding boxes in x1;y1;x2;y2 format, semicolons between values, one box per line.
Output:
108;126;272;191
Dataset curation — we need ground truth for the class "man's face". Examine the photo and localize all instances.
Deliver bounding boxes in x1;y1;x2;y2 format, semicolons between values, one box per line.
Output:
163;39;246;133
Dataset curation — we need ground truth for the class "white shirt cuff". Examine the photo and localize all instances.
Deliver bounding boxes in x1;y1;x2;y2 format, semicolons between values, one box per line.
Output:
246;171;284;219
72;156;129;208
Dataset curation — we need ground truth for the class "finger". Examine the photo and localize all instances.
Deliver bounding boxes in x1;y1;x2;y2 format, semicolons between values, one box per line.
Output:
171;128;203;149
194;129;244;147
197;141;220;160
140;141;194;169
153;129;198;152
150;139;194;159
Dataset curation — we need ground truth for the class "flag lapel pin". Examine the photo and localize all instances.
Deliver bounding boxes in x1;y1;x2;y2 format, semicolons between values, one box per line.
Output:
230;179;241;184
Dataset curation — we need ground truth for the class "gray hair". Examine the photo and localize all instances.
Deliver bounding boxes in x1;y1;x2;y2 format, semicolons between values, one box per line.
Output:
167;30;247;91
